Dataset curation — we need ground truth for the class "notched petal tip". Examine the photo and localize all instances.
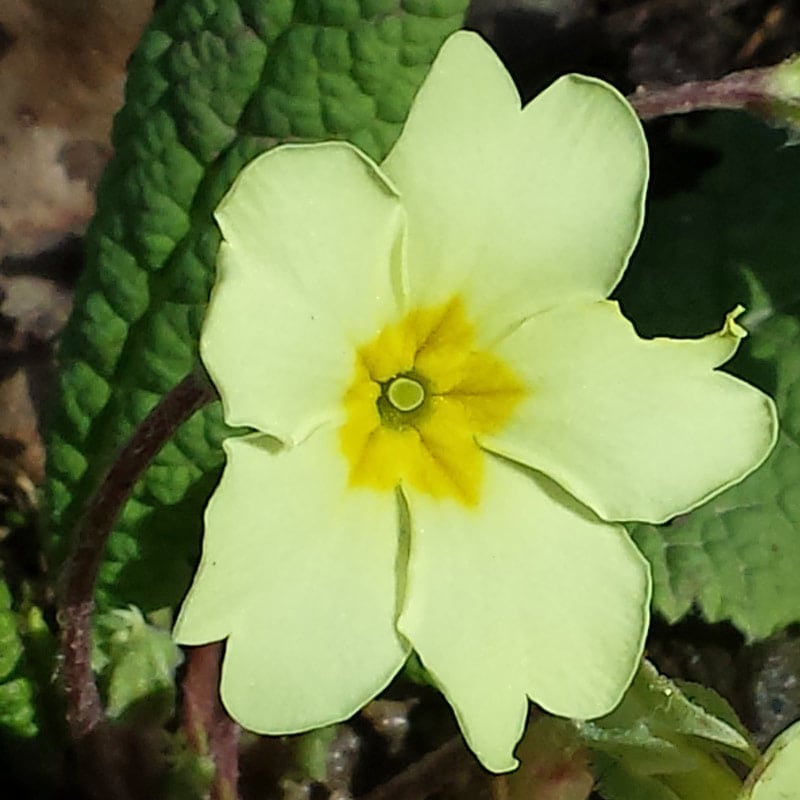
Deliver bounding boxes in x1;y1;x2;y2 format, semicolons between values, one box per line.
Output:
381;31;650;335
725;304;748;338
399;462;651;774
201;141;407;442
703;304;749;365
180;429;409;736
533;71;650;286
489;300;779;525
213;140;400;232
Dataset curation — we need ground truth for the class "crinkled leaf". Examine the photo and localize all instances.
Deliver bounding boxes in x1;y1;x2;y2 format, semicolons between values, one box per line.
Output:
0;581;23;680
0;678;37;740
618;112;800;639
0;598;65;793
43;0;469;613
0;580;38;738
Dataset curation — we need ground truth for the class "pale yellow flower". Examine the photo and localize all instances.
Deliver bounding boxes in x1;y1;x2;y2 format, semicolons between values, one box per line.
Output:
174;32;777;771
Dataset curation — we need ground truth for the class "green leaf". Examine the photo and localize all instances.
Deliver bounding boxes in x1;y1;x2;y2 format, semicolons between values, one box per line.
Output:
0;582;23;681
164;735;215;800
44;0;469;613
595;662;754;758
93;607;183;722
581;661;754;763
583;661;751;800
674;679;753;745
0;578;67;794
592;750;738;800
0;580;37;738
618;111;800;639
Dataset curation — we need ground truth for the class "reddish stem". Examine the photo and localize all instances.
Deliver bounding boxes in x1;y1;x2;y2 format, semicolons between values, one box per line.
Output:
59;370;216;739
628;67;772;120
182;643;241;800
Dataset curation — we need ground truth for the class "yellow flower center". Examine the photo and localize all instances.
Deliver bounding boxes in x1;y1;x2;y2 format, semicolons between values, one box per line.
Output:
339;296;525;506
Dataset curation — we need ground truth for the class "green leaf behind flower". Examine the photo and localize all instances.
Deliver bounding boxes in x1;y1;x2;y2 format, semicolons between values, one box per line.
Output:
618;112;800;640
43;0;469;613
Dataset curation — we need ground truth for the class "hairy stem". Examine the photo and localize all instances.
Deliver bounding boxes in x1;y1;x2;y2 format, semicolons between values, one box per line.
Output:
628;66;773;120
59;369;217;739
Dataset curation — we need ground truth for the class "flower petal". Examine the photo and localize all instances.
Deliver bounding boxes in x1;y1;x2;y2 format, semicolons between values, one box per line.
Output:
745;719;800;799
381;31;647;342
173;427;409;733
398;457;650;772
204;142;404;443
483;301;778;524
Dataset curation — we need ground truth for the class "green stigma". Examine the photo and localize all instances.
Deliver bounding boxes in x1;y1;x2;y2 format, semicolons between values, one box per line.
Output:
386;376;425;412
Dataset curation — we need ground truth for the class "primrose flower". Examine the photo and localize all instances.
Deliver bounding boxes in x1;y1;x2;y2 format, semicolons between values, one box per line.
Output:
173;32;777;771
